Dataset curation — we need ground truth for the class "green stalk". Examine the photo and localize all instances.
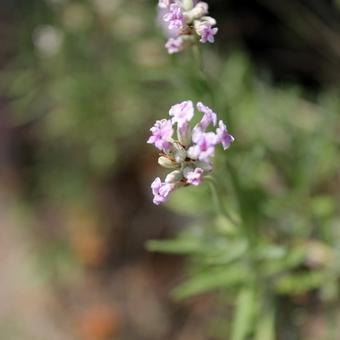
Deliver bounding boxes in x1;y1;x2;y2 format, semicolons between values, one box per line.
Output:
205;175;238;226
191;41;265;340
191;43;216;105
192;43;205;73
225;160;258;247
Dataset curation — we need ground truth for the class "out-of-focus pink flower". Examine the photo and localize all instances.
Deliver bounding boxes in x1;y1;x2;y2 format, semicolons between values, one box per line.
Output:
165;37;184;54
198;23;218;43
158;0;173;8
151;177;175;205
163;3;185;31
184;167;204;186
158;1;218;54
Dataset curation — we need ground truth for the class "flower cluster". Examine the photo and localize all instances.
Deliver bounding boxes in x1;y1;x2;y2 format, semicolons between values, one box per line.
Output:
159;0;218;54
147;100;234;205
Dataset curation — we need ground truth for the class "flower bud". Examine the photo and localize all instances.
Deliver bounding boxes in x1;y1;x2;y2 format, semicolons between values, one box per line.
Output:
174;148;187;163
182;0;194;11
165;170;183;183
200;16;216;26
158;156;180;169
172;142;187;163
185;2;208;21
194;16;216;33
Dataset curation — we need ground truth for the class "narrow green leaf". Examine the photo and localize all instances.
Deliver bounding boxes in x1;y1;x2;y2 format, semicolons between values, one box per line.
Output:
172;265;251;300
204;240;248;265
261;247;306;276
255;303;275;340
275;271;325;294
231;288;257;340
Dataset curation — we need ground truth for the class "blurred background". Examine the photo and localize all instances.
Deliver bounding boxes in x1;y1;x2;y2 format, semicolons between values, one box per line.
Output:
0;0;340;339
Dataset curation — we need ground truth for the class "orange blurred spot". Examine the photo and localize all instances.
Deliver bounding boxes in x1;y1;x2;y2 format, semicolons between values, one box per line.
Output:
76;304;121;340
71;227;108;267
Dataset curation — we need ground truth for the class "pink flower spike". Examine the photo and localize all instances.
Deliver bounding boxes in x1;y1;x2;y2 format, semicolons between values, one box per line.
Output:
147;119;174;152
147;100;235;207
216;120;235;150
184;167;204;186
169;100;194;127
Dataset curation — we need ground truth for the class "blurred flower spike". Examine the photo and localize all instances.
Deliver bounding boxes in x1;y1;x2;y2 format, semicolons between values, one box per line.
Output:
148;101;234;205
159;0;218;54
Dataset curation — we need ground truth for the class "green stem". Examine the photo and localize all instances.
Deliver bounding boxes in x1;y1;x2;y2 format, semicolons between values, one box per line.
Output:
225;160;258;247
205;175;238;226
191;43;216;105
190;32;267;340
192;43;205;73
255;290;275;340
195;47;258;249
